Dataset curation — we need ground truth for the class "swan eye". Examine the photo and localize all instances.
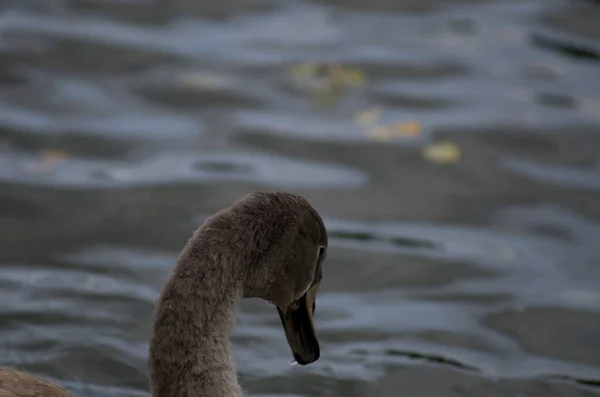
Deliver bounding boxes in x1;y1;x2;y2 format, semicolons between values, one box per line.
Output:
312;246;325;285
317;246;325;258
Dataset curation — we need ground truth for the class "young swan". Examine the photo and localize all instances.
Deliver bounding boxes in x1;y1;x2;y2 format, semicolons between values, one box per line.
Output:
0;191;327;397
149;191;327;397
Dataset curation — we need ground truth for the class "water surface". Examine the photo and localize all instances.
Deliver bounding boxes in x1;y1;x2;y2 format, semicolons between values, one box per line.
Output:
1;0;600;396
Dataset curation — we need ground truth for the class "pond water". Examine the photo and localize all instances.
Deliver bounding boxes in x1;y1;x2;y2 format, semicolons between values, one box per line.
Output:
1;0;600;396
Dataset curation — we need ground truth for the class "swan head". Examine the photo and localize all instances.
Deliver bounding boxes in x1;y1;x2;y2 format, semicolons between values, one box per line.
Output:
229;191;328;365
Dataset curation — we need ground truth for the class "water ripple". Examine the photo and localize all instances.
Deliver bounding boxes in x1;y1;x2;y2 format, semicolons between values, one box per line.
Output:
1;1;600;396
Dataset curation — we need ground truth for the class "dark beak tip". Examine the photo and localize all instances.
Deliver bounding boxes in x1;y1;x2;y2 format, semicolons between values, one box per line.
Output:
293;349;320;366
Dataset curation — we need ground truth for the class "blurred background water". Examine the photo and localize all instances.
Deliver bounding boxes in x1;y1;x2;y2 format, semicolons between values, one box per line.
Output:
1;0;600;396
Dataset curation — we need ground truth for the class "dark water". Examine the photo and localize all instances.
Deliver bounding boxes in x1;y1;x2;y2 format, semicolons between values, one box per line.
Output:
1;0;600;396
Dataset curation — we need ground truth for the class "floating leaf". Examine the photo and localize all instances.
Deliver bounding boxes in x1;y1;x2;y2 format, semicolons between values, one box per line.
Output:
177;71;231;90
364;119;423;141
40;149;68;163
330;66;366;86
289;63;366;88
315;84;343;109
421;141;461;164
344;70;366;86
391;120;422;137
289;62;319;77
367;126;395;141
26;149;69;174
288;62;367;108
353;107;383;127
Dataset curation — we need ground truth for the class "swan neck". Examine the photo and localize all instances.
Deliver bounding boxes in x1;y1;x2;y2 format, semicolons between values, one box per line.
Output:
149;245;243;397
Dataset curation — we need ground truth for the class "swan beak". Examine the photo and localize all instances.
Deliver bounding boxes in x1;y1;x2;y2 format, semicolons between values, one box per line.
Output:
277;283;320;365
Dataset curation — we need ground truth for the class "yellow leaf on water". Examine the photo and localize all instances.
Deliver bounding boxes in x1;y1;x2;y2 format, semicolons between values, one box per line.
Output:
363;118;423;142
314;84;342;109
391;120;422;137
353;107;383;127
340;69;366;86
26;149;69;174
421;141;461;164
367;126;395;141
327;65;365;86
177;71;231;90
289;62;318;77
291;63;365;86
40;149;69;161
